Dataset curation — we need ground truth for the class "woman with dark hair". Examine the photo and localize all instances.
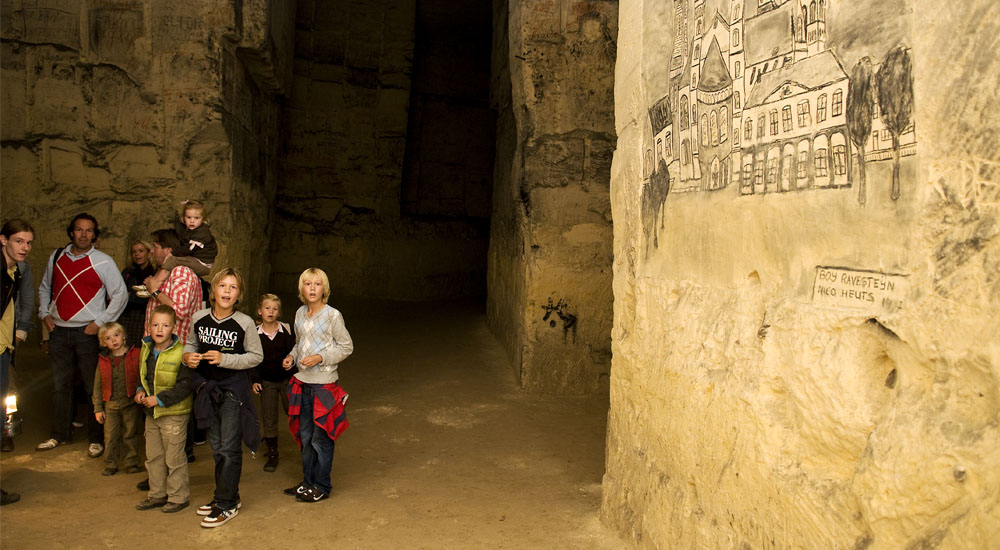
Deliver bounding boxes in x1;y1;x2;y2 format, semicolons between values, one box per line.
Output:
120;240;156;347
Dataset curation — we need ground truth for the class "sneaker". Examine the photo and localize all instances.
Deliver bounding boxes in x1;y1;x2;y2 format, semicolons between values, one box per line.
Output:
88;443;104;458
283;482;306;496
162;501;190;513
136;478;150;491
101;467;117;476
196;500;241;516
132;285;151;298
35;438;61;451
296;486;329;503
136;496;167;510
193;440;207;446
125;465;143;474
72;421;84;428
200;505;238;528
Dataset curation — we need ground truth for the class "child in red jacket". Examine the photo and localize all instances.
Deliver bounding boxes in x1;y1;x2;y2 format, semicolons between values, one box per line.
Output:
92;322;143;476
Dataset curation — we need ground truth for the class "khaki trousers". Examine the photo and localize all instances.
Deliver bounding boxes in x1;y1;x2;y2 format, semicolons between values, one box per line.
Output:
103;400;141;468
144;413;189;504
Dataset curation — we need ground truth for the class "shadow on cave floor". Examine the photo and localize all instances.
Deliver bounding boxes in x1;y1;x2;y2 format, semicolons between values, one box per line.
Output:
0;299;623;549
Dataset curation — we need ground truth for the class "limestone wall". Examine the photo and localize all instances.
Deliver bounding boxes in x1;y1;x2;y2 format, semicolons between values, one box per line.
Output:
603;1;1000;548
0;0;292;305
487;0;617;394
269;0;492;301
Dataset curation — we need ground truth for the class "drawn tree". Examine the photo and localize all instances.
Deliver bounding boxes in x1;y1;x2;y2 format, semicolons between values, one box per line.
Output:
875;46;914;201
847;57;874;206
641;159;671;255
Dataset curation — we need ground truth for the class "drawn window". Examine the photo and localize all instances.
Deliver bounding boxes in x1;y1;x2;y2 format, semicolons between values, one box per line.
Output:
758;114;766;138
743;163;752;183
710;111;718;145
734;5;741;20
734;91;741;110
720;107;728;142
782;106;792;132
814;148;828;176
733;29;740;47
769;110;778;135
644;150;653;178
657;138;663;161
872;131;879;149
754;160;764;187
817;94;828;121
797;100;811;127
664;132;672;158
735;61;741;78
798;151;809;178
733;124;740;146
745;119;753;141
681;95;690;130
682;139;690;165
711;158;720;188
882;129;891;142
701;114;709;147
767;158;778;185
818;0;825;19
832;89;843;117
809;1;817;23
799;10;806;40
833;144;847;175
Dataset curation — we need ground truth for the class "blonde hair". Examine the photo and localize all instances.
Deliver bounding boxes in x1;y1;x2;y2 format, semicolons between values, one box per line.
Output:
258;293;281;307
98;322;126;347
297;268;331;304
150;304;177;324
181;200;207;222
210;267;245;306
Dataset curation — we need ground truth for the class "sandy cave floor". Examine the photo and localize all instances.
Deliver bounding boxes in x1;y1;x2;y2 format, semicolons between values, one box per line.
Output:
0;300;627;549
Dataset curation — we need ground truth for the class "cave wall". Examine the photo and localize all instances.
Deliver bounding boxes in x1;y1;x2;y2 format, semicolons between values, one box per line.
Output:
0;0;292;306
269;0;493;301
487;0;618;394
603;0;1000;547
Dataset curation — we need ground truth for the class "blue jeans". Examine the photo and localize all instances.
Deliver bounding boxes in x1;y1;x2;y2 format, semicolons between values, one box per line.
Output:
49;326;102;444
299;383;336;495
207;390;243;509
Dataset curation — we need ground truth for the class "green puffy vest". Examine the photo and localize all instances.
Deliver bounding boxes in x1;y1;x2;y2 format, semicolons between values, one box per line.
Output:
138;338;192;418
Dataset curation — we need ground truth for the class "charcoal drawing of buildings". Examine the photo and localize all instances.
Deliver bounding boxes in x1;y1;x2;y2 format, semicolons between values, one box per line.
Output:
643;0;914;197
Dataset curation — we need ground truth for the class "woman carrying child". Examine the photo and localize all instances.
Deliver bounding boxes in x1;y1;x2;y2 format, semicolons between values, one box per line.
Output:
282;268;353;503
183;268;262;528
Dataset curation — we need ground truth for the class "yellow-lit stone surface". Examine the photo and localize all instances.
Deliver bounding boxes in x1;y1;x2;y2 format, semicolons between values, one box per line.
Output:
603;1;999;548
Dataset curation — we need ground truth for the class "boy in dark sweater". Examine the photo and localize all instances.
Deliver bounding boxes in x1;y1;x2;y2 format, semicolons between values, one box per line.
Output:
249;294;295;472
183;268;262;528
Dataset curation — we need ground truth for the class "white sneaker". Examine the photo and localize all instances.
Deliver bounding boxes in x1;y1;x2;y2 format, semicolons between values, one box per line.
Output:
88;443;104;458
200;505;239;528
197;501;241;516
132;285;151;298
35;438;61;451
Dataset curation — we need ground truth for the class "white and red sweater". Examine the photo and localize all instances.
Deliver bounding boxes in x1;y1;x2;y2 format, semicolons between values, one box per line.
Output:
38;245;127;328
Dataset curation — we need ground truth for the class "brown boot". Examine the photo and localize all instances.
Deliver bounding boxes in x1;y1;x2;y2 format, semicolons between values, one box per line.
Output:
263;437;278;472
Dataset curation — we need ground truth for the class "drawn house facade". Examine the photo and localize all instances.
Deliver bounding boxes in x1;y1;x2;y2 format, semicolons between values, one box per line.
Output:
644;0;903;198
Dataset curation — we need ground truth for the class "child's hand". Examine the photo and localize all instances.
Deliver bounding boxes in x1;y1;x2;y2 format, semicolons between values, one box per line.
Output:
142;395;158;408
252;383;262;394
202;350;223;365
182;352;201;368
95;412;105;424
300;354;322;368
134;390;146;404
282;356;295;369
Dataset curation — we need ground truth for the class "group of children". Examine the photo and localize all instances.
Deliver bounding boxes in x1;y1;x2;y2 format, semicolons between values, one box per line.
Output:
92;200;353;528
